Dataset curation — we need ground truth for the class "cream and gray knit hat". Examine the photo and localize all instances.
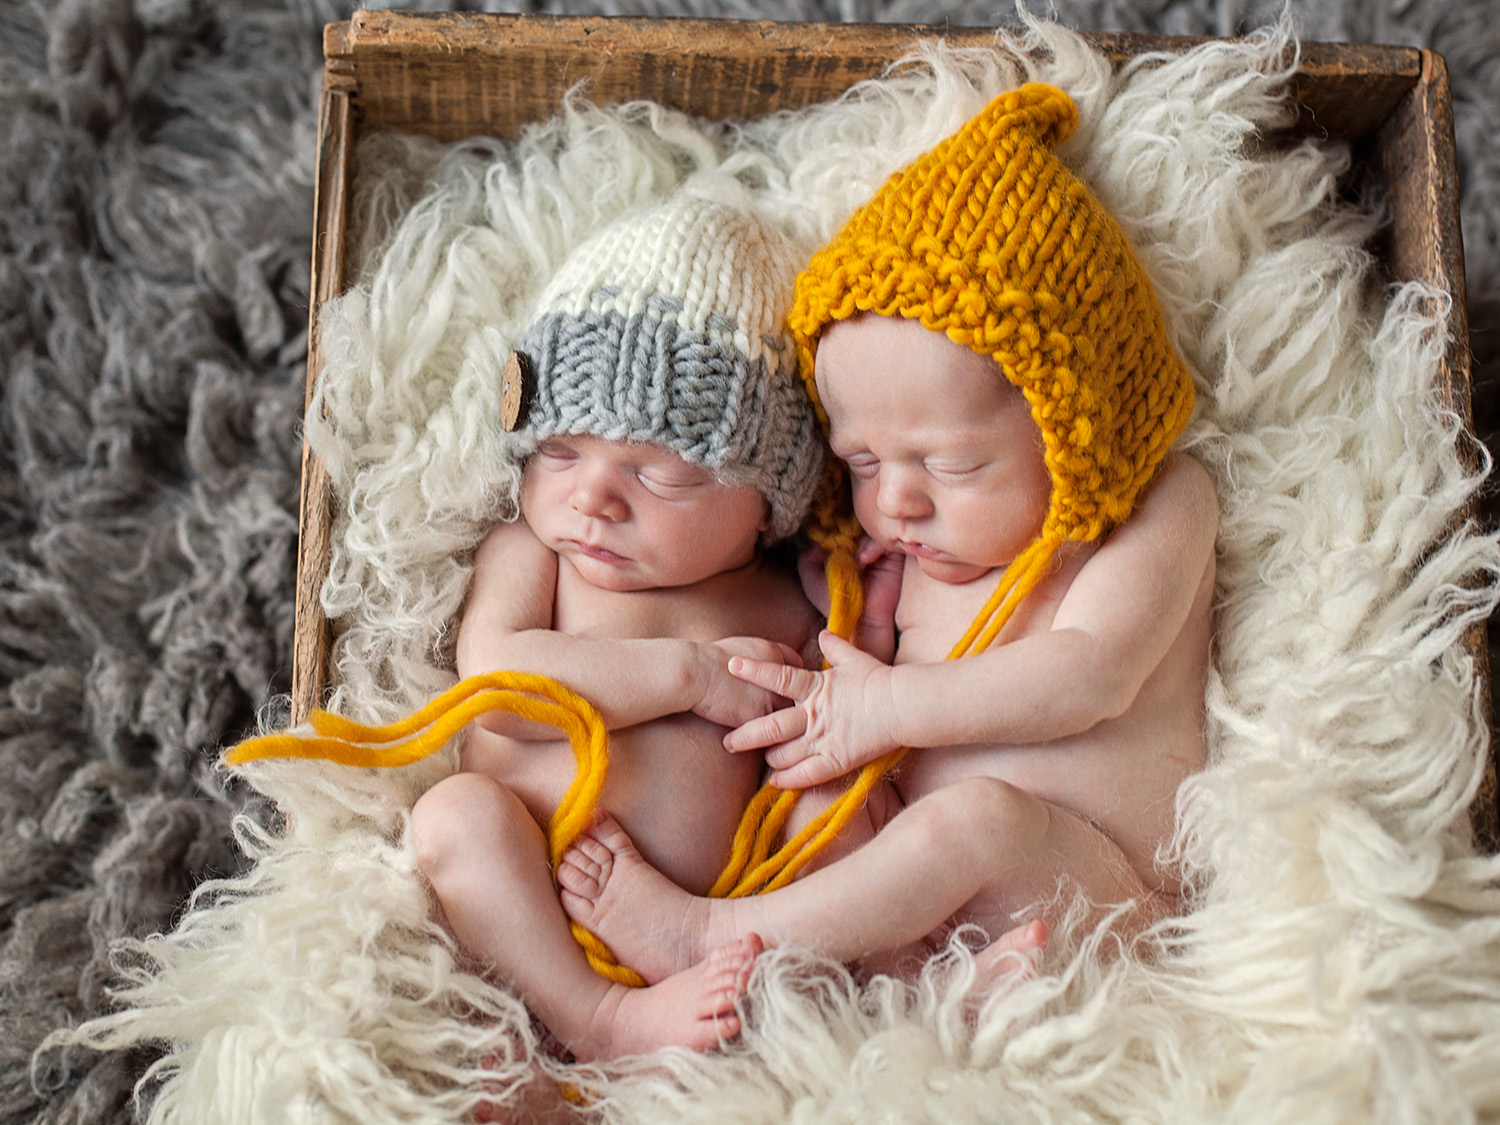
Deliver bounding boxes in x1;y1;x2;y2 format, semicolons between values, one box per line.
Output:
513;196;822;541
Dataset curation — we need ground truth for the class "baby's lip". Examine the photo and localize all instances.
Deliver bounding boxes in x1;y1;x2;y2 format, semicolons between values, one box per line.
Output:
895;539;949;560
570;540;629;563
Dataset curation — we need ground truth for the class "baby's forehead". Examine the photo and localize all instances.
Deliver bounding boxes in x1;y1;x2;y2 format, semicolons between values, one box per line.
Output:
615;437;712;472
818;318;1017;407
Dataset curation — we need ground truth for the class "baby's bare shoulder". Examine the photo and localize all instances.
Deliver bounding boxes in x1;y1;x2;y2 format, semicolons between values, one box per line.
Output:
465;518;557;612
1145;453;1217;526
1054;452;1216;637
456;518;558;676
471;515;549;574
1098;453;1217;562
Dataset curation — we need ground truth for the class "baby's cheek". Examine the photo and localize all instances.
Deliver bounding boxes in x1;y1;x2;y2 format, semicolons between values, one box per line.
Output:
849;484;884;530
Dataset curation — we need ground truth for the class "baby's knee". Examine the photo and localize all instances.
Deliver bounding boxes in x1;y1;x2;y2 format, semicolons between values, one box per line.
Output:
922;777;1049;857
411;772;534;877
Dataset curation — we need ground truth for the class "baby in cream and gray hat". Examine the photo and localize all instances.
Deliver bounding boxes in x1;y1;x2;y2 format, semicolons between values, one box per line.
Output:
513;195;823;540
409;195;825;1061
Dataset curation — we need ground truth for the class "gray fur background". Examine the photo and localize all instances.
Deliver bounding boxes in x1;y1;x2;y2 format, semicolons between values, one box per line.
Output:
1;0;1495;1121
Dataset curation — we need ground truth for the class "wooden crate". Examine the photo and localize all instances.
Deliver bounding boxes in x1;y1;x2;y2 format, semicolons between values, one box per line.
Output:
292;11;1491;843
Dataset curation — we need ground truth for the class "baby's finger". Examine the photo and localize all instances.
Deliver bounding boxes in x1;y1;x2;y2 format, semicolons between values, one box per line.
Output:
727;656;819;700
723;706;809;753
767;756;841;790
762;740;813;770
816;629;866;665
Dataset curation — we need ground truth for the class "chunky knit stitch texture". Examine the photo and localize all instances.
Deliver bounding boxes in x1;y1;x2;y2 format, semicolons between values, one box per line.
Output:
790;82;1196;565
517;196;822;540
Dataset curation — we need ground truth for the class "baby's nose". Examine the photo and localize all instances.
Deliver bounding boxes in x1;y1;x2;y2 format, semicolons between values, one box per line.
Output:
571;472;627;522
877;469;931;519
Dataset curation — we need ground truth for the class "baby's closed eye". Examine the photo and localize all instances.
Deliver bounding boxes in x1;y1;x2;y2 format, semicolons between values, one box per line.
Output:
636;465;713;496
922;459;983;479
534;440;579;465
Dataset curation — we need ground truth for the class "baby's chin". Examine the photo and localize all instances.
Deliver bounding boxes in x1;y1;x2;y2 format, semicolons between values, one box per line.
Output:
908;552;995;586
561;549;653;592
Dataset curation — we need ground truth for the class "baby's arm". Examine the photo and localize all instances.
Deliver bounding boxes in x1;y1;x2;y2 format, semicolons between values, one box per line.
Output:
729;455;1219;787
459;520;796;738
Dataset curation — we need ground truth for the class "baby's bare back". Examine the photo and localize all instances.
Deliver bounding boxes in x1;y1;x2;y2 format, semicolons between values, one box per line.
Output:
464;557;818;895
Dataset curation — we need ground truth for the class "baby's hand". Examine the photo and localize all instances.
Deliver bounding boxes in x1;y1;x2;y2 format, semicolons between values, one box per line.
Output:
796;546;830;616
723;630;901;789
855;538;903;664
798;540;902;663
691;637;804;729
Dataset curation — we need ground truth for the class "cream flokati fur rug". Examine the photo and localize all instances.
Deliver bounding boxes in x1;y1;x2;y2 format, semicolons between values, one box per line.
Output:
54;19;1500;1123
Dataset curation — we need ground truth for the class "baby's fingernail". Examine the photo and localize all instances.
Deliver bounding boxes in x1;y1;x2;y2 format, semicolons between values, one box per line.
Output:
727;657;743;673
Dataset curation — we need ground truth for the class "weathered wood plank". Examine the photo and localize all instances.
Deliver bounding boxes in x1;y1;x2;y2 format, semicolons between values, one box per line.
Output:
291;83;350;725
1371;50;1493;846
322;14;1420;143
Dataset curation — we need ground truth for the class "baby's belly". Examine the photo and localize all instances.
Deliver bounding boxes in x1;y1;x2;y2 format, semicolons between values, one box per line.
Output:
895;719;1203;893
462;713;761;895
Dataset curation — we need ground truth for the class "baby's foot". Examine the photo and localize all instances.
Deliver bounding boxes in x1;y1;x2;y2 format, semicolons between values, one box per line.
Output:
972;919;1048;987
577;933;764;1060
472;1071;579;1124
558;812;714;984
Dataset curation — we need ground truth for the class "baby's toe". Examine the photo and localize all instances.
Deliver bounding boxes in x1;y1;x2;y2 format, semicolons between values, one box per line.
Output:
695;981;743;1023
565;832;613;870
583;810;634;852
555;858;600;898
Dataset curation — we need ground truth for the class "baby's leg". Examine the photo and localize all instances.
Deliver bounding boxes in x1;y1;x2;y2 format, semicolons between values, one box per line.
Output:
560;777;1145;978
777;776;895;876
412;772;761;1061
776;777;939;980
761;781;1041;981
554;779;888;985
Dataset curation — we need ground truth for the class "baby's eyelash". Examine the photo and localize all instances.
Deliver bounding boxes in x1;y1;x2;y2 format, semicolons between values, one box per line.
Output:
637;471;704;492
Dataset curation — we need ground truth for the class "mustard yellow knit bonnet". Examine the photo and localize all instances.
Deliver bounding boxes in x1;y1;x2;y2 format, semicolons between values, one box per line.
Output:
789;82;1195;652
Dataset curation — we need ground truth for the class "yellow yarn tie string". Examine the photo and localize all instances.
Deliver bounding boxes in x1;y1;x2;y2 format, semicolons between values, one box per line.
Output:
223;671;645;987
948;535;1061;660
821;543;865;641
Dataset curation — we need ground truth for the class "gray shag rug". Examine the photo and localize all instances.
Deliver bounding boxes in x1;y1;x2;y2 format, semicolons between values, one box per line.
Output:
1;1;1496;1122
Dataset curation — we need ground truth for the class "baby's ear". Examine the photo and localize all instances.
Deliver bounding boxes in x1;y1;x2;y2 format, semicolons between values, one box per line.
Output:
757;498;772;535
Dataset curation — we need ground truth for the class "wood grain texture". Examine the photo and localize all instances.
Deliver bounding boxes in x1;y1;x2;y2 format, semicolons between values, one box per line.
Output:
322;13;1420;143
291;83;351;725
